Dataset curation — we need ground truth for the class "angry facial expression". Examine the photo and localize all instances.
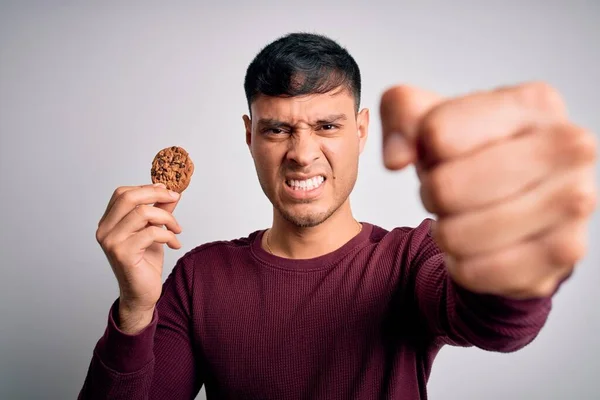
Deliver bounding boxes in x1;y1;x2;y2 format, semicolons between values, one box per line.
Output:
244;88;369;227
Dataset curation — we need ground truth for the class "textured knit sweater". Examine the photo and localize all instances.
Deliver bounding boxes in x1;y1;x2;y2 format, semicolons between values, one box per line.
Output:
78;219;555;399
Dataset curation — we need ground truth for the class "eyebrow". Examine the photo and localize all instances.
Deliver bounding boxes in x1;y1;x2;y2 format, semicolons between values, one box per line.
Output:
257;113;348;128
313;113;347;125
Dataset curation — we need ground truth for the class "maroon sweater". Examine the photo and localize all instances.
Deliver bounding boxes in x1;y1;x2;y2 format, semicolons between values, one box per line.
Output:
79;219;554;399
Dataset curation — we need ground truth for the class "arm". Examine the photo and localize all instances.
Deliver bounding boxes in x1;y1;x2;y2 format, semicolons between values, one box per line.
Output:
409;219;557;352
78;257;202;399
378;84;594;350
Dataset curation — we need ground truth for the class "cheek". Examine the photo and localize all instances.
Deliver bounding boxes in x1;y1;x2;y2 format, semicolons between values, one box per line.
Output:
324;139;359;179
253;145;282;180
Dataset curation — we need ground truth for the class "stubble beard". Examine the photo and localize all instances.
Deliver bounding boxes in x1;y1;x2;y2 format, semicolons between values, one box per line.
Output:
275;192;353;228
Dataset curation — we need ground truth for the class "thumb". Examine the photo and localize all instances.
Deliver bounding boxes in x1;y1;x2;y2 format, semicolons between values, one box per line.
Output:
380;85;442;170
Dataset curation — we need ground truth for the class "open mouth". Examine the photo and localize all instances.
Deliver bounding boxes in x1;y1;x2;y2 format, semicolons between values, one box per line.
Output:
285;176;326;191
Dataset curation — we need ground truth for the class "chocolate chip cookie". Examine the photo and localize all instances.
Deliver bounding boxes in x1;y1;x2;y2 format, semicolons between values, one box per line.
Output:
151;146;194;193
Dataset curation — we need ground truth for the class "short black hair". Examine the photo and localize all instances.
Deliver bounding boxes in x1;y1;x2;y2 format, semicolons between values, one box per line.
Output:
244;32;361;114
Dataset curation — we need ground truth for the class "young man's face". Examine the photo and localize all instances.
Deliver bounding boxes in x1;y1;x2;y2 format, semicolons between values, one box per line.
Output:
244;88;369;227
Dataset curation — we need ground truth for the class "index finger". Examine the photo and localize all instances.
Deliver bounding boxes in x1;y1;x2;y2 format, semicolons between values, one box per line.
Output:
153;193;182;215
99;185;180;234
417;82;568;168
98;183;164;227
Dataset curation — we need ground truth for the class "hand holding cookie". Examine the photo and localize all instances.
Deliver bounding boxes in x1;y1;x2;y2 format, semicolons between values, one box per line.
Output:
95;146;194;333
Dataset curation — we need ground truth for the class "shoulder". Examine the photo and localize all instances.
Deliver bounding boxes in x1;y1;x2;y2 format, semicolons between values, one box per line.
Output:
368;218;435;246
366;218;441;267
175;229;263;268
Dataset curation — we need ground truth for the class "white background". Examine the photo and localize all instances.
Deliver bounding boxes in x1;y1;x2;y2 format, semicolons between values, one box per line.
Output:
1;1;598;398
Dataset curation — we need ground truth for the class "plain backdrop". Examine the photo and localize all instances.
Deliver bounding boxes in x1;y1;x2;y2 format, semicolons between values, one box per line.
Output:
0;1;598;399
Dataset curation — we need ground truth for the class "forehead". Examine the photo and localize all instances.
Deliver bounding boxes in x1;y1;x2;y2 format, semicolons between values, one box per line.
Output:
250;89;355;123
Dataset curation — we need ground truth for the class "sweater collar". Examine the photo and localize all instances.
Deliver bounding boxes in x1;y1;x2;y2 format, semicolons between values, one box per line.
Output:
250;222;373;271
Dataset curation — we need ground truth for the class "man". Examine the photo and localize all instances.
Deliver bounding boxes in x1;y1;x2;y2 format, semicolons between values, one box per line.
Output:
79;33;597;399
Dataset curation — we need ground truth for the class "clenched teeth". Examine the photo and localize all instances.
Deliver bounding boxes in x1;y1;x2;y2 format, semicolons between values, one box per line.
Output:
286;176;325;191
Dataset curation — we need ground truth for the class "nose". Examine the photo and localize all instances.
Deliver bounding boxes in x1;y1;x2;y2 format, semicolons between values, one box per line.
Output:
286;132;320;167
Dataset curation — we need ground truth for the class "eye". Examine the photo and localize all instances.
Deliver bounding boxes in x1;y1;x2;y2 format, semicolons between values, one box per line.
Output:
264;128;289;135
320;124;339;131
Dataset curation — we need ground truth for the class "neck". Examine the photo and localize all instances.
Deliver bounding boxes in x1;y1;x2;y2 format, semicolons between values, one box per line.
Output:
265;200;362;259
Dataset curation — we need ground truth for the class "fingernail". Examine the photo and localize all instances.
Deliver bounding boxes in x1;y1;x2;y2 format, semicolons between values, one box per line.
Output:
169;190;179;198
384;132;411;167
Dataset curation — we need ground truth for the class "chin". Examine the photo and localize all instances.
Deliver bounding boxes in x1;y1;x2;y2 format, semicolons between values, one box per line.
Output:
276;203;337;228
281;212;329;228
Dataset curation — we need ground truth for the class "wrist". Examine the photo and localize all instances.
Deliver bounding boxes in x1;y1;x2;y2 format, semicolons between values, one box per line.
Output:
118;300;155;335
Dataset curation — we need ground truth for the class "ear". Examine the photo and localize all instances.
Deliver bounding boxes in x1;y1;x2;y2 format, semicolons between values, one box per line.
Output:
357;108;370;154
243;114;252;150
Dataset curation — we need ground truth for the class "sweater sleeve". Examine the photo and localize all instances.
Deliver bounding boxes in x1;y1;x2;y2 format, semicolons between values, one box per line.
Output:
408;219;561;352
78;256;202;399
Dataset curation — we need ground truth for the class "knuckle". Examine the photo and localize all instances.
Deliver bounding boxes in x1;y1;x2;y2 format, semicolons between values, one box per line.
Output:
589;132;599;161
576;129;598;162
102;235;117;252
531;280;557;298
121;190;135;205
420;112;451;160
519;81;566;115
565;182;597;218
512;280;534;298
134;204;151;219
148;225;163;237
145;225;157;236
95;227;107;245
113;187;125;197
557;125;598;163
428;165;456;212
419;183;433;213
550;237;586;265
507;275;554;299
